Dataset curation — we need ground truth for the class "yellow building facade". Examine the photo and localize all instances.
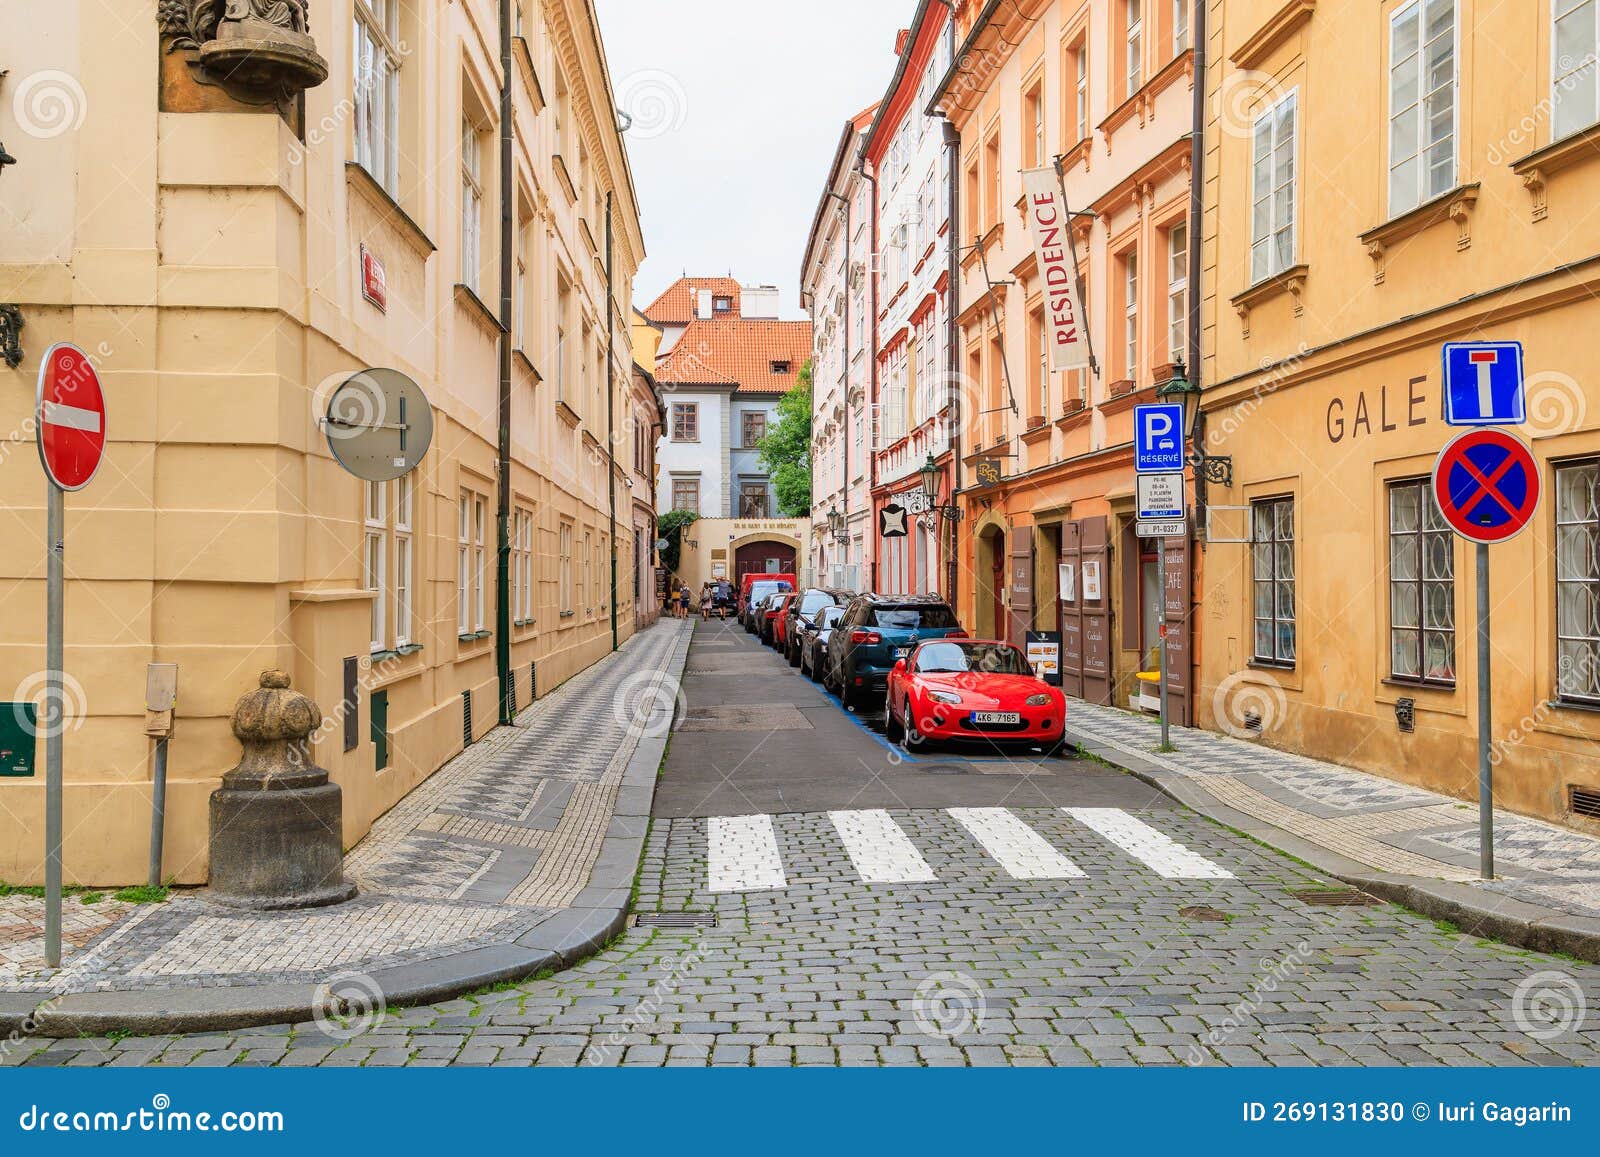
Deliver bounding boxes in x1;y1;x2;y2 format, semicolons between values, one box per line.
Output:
0;0;644;883
1198;0;1600;829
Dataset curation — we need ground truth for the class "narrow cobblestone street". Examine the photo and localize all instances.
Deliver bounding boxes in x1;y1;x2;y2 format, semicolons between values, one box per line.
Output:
9;624;1597;1068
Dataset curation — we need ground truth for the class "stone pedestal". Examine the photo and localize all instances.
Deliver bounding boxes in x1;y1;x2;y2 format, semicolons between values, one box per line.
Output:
207;670;356;910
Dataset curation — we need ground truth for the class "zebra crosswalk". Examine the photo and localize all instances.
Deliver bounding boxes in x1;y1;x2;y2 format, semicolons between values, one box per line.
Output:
704;807;1234;893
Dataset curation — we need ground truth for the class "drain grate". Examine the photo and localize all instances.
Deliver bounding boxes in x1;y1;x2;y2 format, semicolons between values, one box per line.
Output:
1178;905;1230;922
633;911;718;928
916;763;969;775
1292;888;1383;907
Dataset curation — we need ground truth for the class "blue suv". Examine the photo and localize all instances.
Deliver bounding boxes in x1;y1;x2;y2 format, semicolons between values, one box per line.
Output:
823;594;965;711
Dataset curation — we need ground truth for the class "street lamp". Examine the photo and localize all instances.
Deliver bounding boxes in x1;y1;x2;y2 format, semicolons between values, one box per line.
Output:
827;505;848;544
916;453;964;523
1157;360;1231;487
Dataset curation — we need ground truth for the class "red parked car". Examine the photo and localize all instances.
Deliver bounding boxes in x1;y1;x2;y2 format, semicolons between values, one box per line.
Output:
763;592;797;648
885;639;1066;755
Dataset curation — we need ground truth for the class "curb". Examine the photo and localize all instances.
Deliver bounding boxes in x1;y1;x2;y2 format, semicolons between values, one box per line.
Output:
0;623;692;1040
1069;726;1600;967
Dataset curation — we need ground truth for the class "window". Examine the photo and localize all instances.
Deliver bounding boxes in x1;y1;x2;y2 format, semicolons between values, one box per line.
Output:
1030;306;1048;417
458;490;485;636
1122;248;1139;379
582;531;592;613
1388;480;1455;684
461;118;483;291
1250;91;1297;284
983;132;1000;230
579;321;591;416
353;0;401;194
1167;222;1188;363
1252;497;1296;666
1557;461;1600;702
556;276;571;403
742;411;767;448
1025;83;1044;167
713;295;733;312
672;477;700;514
394;476;412;647
672;401;699;441
770;360;792;374
1174;0;1189;54
559;521;574;615
1388;0;1456;217
365;481;386;653
1554;0;1600;139
513;507;534;624
1126;0;1144;96
741;482;769;518
1074;44;1089;142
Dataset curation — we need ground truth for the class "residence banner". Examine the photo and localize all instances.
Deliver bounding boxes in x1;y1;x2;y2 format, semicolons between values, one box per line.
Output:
1020;166;1090;371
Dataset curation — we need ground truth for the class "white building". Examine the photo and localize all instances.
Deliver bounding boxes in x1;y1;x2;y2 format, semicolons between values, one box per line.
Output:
800;105;877;591
647;278;810;521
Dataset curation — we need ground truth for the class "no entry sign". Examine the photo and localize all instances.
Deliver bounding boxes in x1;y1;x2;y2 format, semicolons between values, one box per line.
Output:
36;343;107;491
1432;428;1540;544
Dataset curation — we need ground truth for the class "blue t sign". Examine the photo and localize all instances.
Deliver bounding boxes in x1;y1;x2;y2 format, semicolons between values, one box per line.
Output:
1134;403;1185;473
1442;341;1525;426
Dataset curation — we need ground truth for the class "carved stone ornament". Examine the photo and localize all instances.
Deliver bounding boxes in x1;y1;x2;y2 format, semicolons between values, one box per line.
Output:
159;0;327;108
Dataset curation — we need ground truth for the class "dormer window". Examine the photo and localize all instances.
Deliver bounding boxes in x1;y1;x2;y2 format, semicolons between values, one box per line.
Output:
771;359;793;373
713;295;733;312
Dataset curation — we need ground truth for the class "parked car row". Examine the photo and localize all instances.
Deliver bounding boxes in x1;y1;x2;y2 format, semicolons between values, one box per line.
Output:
742;585;1068;756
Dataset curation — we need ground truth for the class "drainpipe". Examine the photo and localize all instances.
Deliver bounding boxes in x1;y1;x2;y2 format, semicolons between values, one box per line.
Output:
943;117;960;608
825;189;851;574
1187;0;1206;726
607;192;618;651
857;157;879;592
495;0;514;724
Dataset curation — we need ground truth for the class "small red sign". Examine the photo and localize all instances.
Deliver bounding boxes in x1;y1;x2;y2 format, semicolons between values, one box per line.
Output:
36;343;107;492
360;244;387;313
1432;428;1541;544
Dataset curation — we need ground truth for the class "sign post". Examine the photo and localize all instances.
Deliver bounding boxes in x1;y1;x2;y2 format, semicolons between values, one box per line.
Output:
1135;407;1188;747
35;343;108;967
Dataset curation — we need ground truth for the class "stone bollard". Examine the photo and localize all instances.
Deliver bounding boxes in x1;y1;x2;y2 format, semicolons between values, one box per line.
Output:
207;670;356;909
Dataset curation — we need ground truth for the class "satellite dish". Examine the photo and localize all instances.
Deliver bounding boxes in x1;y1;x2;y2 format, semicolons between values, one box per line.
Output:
324;368;434;482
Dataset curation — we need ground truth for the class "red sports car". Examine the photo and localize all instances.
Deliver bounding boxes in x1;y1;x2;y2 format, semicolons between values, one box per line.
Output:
764;592;797;648
885;639;1066;754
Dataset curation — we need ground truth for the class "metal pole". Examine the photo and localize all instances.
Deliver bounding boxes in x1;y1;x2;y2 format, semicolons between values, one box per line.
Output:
1477;540;1493;879
1158;535;1170;749
147;735;168;889
44;480;63;968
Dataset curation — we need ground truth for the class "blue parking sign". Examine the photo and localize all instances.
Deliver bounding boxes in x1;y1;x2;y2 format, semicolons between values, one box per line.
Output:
1442;341;1525;426
1134;403;1185;473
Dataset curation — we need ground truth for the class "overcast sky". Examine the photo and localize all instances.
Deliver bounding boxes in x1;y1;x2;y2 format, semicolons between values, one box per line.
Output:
596;0;915;319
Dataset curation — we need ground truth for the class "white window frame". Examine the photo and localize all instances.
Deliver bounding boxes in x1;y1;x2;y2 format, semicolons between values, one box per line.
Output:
461;119;483;292
1556;459;1600;703
353;0;401;195
1553;0;1600;140
1387;0;1458;218
1250;88;1298;285
1174;0;1189;54
1167;222;1188;364
1075;45;1089;142
394;476;412;648
365;481;386;653
1033;306;1048;417
559;521;574;615
582;531;593;614
458;493;471;635
1123;248;1139;379
1127;0;1144;95
473;493;486;632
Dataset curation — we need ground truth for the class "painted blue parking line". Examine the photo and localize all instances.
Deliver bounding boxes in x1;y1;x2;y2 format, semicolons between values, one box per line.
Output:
812;681;921;763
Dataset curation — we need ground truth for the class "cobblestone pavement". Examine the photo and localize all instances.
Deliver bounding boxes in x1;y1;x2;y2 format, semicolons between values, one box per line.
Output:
0;620;687;997
1066;701;1600;915
10;805;1599;1067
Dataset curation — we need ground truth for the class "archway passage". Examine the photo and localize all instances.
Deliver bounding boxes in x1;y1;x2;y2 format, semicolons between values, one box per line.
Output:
733;539;797;584
975;525;1006;640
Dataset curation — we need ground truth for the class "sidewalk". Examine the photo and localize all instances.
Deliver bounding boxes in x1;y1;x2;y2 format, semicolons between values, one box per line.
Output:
0;619;692;1037
1065;700;1600;961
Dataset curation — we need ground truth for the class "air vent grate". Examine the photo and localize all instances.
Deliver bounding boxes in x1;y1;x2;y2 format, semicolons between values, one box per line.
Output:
1243;709;1263;734
1570;785;1600;819
1291;888;1382;907
633;912;717;928
462;689;473;746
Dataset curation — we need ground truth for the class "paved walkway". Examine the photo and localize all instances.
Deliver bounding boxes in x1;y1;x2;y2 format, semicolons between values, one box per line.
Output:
1064;701;1600;954
0;619;691;1035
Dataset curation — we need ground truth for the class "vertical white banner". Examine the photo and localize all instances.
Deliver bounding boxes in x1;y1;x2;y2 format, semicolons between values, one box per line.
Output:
1020;167;1090;371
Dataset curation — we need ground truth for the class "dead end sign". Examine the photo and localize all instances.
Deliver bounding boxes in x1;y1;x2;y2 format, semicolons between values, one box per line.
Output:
1432;428;1540;544
36;343;107;492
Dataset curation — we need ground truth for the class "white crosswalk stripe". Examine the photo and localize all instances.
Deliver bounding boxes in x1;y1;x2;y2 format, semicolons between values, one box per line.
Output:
1062;807;1234;879
827;809;937;883
707;814;788;892
947;807;1084;879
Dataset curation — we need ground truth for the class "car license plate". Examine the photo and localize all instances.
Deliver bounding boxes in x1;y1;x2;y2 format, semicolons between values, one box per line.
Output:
893;648;909;660
972;711;1020;725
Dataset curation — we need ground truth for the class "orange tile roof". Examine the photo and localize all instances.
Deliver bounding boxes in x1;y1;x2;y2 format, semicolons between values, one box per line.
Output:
643;277;742;325
655;316;813;395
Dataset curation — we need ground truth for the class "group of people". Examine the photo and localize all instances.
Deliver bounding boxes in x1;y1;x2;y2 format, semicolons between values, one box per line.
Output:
664;578;737;620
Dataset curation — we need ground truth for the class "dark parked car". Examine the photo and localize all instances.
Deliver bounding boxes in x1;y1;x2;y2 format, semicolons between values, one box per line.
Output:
823;594;966;710
799;604;847;682
741;579;793;632
783;588;851;667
